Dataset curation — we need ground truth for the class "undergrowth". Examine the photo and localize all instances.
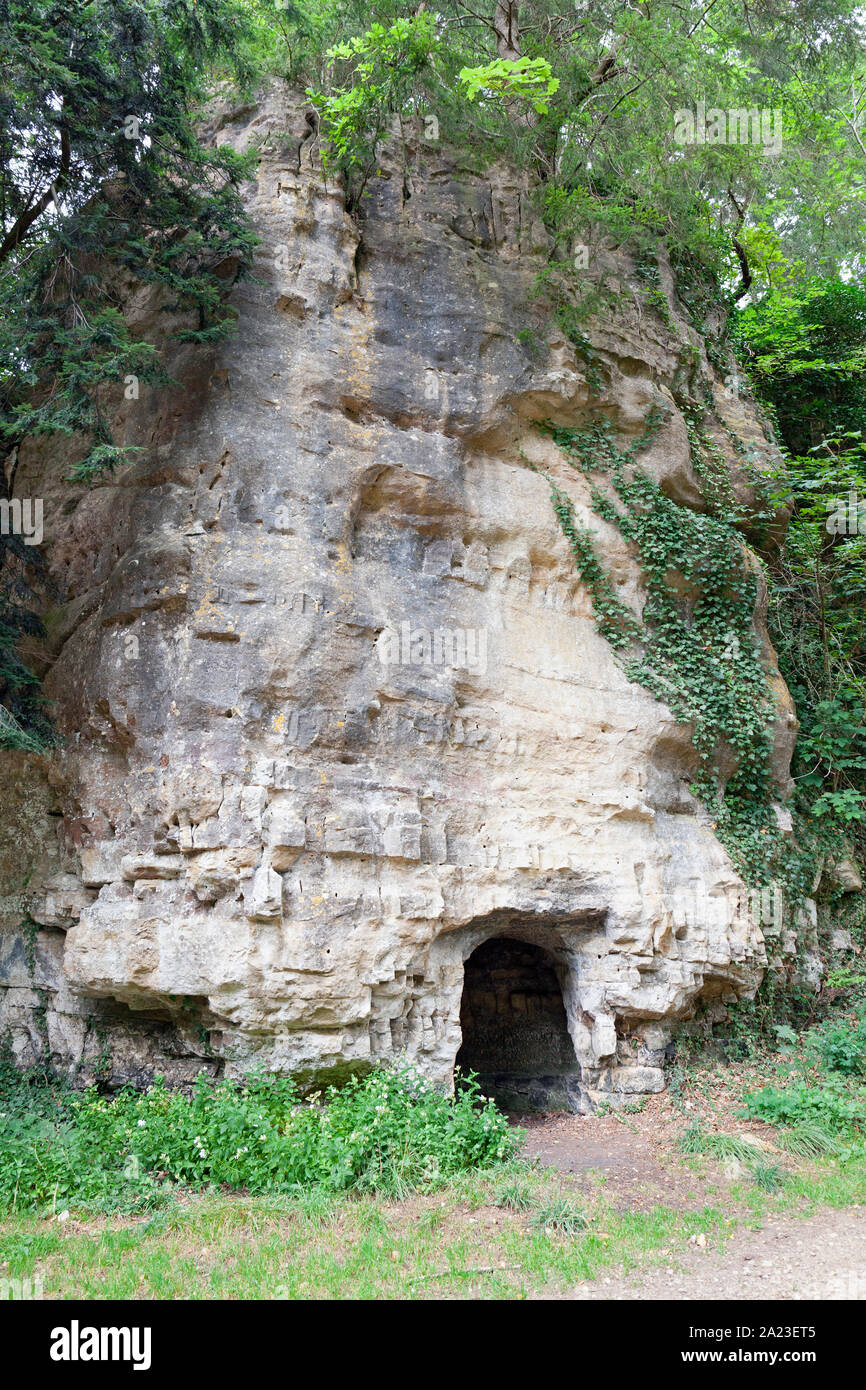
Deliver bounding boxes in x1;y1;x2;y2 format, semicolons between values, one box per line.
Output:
0;1057;520;1215
679;998;866;1177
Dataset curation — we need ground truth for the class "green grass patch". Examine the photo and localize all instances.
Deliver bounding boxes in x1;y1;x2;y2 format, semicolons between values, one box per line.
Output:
2;1147;865;1299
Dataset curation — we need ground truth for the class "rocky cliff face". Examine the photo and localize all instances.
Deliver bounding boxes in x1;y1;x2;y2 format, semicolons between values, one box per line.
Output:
0;88;799;1109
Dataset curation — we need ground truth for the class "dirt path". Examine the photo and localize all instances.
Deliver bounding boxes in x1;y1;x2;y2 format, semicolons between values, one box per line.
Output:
517;1105;866;1300
519;1109;703;1210
560;1205;866;1300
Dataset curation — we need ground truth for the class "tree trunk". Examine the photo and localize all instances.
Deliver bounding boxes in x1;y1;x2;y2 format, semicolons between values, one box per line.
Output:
493;0;520;61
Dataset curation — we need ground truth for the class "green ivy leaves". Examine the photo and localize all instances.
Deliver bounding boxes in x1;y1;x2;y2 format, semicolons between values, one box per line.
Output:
538;407;793;890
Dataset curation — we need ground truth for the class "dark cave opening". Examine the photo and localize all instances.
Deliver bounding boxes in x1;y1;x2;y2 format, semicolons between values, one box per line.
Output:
455;937;580;1113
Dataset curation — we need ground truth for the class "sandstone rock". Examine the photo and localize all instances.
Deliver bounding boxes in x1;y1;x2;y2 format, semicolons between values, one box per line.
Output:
609;1065;666;1095
0;89;805;1106
828;857;864;893
121;853;185;881
244;862;283;921
27;874;93;929
79;843;126;887
830;928;857;953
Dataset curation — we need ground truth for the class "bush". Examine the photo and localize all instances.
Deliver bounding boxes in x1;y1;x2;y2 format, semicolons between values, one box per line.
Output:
0;1063;521;1213
805;1016;866;1078
742;1077;866;1137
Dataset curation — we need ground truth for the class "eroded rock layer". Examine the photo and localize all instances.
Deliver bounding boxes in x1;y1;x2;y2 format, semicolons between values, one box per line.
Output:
0;89;799;1108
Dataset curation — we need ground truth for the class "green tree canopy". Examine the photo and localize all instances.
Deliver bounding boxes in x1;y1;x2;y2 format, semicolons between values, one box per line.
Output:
0;0;261;746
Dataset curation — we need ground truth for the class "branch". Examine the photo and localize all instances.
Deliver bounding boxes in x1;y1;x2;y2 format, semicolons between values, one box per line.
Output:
731;236;752;301
0;123;71;267
839;106;866;163
589;38;627;90
727;185;752;302
582;78;649;160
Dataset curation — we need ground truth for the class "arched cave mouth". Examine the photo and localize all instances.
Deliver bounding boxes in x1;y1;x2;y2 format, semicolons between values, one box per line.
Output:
455;937;580;1113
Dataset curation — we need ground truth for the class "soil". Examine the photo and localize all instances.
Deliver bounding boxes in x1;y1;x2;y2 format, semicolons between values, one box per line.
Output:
519;1103;706;1209
516;1096;866;1301
556;1204;866;1300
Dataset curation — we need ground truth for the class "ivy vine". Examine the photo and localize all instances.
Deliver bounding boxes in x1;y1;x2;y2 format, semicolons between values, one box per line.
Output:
534;404;812;898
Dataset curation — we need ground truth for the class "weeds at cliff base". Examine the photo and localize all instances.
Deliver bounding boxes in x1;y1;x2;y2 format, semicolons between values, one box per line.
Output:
0;1057;520;1215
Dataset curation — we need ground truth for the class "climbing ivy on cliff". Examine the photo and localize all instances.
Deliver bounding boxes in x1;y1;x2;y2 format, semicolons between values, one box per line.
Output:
533;405;809;895
535;256;866;899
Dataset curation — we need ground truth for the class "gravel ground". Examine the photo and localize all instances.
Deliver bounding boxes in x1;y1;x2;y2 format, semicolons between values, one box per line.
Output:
560;1204;866;1300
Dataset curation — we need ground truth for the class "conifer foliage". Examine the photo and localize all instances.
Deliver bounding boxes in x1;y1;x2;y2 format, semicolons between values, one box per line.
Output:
0;0;259;745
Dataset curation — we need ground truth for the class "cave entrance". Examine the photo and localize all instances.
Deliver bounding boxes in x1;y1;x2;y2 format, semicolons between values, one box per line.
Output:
455;937;579;1113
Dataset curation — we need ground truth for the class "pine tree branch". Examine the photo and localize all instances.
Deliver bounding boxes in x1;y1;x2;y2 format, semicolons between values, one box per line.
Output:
0;123;71;268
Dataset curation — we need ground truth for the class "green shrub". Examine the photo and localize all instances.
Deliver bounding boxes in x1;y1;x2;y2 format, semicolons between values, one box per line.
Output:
742;1077;866;1137
0;1063;521;1213
806;1017;866;1078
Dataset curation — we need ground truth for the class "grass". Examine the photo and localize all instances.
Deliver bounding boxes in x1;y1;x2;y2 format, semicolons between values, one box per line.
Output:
772;1124;844;1158
678;1124;768;1162
2;1149;865;1300
3;1019;866;1299
529;1195;589;1235
749;1160;786;1193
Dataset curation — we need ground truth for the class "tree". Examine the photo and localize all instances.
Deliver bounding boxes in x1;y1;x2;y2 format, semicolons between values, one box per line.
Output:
739;285;866;845
0;0;260;745
293;1;866;294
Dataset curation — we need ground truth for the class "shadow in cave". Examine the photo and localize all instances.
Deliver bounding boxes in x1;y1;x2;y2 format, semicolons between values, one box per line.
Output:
455;937;580;1113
